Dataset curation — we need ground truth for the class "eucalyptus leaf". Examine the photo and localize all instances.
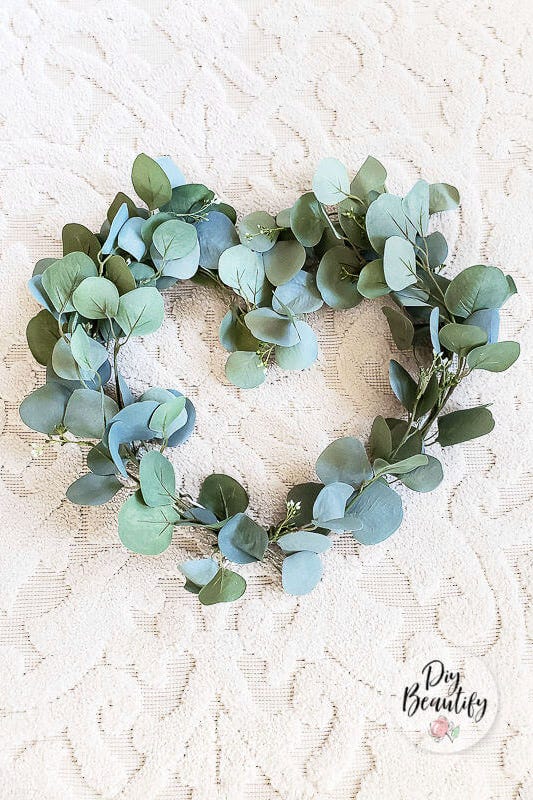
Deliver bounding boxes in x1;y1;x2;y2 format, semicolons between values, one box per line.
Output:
66;473;122;506
282;551;324;596
198;473;249;520
272;271;323;315
87;443;118;475
263;240;306;286
148;396;187;438
118;490;179;554
104;255;136;295
20;382;71;435
42;252;98;313
429;183;460;213
444;265;509;318
225;351;266;389
465;309;500;344
178;557;219;588
155;156;185;188
290;192;328;247
218;513;268;563
161;183;214;216
350;156;387;199
72;276;120;319
403;180;429;236
277;531;331;554
139;450;176;507
275;320;318;371
70;325;108;373
51;337;83;381
316;437;372;487
369;415;392;460
383;236;417;291
429;306;441;352
425;231;448;268
196;210;239;269
357;258;389;299
349;481;403;545
115;287;164;337
312;481;354;526
131;153;172;211
437;406;495;447
219;307;260;353
389;360;417;411
286;483;325;530
218;245;267;304
244;308;300;347
400;455;443;492
365;193;416;254
26;309;60;365
373;454;427;477
466;341;520;372
152;219;197;260
239;211;278;252
382;306;414;350
64;388;118;438
312;157;350;205
317;246;363;309
439;322;488;354
117;217;146;261
62;223;101;264
198;567;246;605
101;202;129;255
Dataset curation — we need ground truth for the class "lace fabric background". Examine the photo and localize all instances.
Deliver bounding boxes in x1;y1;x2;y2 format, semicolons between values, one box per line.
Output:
0;1;532;797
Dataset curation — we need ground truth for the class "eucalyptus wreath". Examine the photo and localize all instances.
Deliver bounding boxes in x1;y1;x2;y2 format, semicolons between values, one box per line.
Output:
20;154;520;605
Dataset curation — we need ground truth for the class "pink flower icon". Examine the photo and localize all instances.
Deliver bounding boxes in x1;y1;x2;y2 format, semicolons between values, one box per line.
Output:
429;716;460;742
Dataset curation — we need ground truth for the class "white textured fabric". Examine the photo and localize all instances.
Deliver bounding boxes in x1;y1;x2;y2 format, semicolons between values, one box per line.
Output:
0;1;532;797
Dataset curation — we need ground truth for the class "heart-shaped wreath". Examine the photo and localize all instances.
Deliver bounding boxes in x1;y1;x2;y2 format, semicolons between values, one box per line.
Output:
20;154;520;604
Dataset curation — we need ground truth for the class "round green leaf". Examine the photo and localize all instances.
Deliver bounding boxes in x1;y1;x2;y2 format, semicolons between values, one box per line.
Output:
349;481;403;545
225;351;266;389
104;255;136;295
312;481;353;526
152;219;197;260
357;258;389;299
444;265;509;318
52;338;83;380
244;308;300;347
316;436;372;487
239;211;278;252
466;341;520;372
312;157;350;205
72;276;120;319
400;455;443;492
20;382;71;435
218;512;268;563
118;490;179;554
382;307;414;350
439;323;487;354
196;210;239;269
198;567;246;605
317;245;363;309
350;156;387;199
219;307;260;353
365;193;416;255
139;450;176;507
70;325;108;373
218;245;267;304
263;240;306;286
277;531;331;554
26;309;60;366
132;153;172;211
115;287;164;337
402;180;429;236
66;473;123;506
62;223;101;264
282;551;323;596
383;236;417;291
275;320;317;371
42;252;98;313
198;474;249;521
437;406;495;447
389;360;417;411
149;396;187;438
289;192;327;247
179;558;219;588
429;183;460;213
64;388;118;438
272;271;323;315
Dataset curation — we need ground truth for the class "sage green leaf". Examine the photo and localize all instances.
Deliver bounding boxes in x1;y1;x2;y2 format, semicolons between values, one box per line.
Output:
425;231;448;268
20;382;71;435
196;210;239;269
161;183;215;216
350;481;403;545
429;183;460;213
316;437;372;487
64;388;118;438
198;567;246;605
317;245;363;309
393;286;429;306
225;351;266;389
148;396;187;437
312;481;354;525
66;473;122;506
70;325;108;373
139;450;176;507
275;320;318;371
382;306;414;350
218;513;268;563
218;245;267;304
263;240;306;286
276;208;291;227
52;337;82;380
383;236;417;291
466;341;520;372
444;265;509;318
338;197;367;247
115;287;164;337
389;360;417;411
239;211;278;252
42;252;98;312
107;192;138;222
244;308;300;347
87;443;118;475
153;240;200;280
350;156;387;199
437;406;495;447
118;490;179;554
402;180;429;236
290;192;328;247
365;193;416;254
282;551;323;596
439;322;487;354
179;558;219;588
62;223;101;264
373;454;427;477
131;153;172;211
219;307;260;353
117;217;146;261
198;473;249;520
272;271;323;315
104;255;136;295
26;309;60;366
416;373;439;418
152;219;197;260
312;157;350;205
357;258;389;299
429;306;441;352
369;415;392;460
465;309;499;344
72;276;120;319
286;483;325;530
400;455;443;492
277;531;331;554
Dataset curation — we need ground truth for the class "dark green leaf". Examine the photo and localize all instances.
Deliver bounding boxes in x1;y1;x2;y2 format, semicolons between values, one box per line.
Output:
437;406;495;446
26;309;60;366
382;306;414;350
466;341;520;372
198;473;249;520
389;360;417;411
131;153;172;210
198;567;246;605
317;245;362;309
66;473;122;506
218;513;268;563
